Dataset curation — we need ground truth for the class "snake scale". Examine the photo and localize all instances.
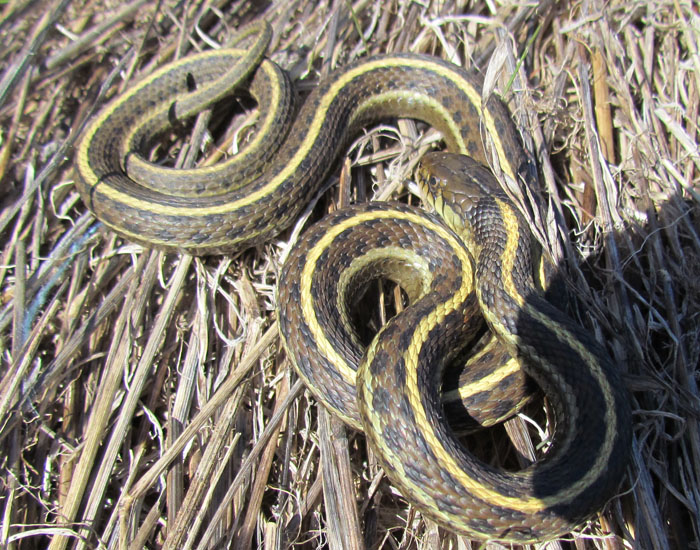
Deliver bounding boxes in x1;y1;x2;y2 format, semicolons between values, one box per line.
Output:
74;20;631;542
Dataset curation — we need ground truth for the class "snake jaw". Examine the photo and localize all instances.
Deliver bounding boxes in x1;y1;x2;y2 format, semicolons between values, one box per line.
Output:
416;152;488;254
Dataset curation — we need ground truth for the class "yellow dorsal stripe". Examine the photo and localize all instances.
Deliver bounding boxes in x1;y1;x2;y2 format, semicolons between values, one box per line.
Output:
300;209;470;386
80;56;518;218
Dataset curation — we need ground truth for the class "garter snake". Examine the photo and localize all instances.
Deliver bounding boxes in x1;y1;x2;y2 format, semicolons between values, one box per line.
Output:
356;153;631;541
74;20;631;542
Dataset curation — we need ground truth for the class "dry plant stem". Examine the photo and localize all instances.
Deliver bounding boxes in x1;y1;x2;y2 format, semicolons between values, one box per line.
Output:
0;278;67;434
631;437;671;550
108;433;168;550
45;0;150;70
124;491;165;550
162;368;246;550
319;409;364;550
0;56;130;242
118;325;280;548
165;271;265;549
16;68;78;150
284;471;325;541
10;240;24;358
182;431;243;550
2;430;20;548
46;251;161;550
101;344;176;550
193;379;305;550
2;242;25;550
234;371;291;549
165;308;207;525
0;68;30;184
575;43;633;328
1;1;698;548
28;252;132;393
74;253;180;550
0;212;95;332
496;25;569;266
0;0;71;107
0;256;129;438
586;47;614;225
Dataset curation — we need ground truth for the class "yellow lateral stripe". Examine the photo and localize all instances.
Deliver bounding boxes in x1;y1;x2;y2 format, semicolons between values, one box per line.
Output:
118;59;284;177
444;356;521;401
492;200;619;507
300;209;470;387
349;91;469;155
454;76;515;181
334;246;433;353
482;306;579;461
75;48;252;188
403;301;576;511
523;303;619;500
391;196;615;512
84;56;517;217
496;198;525;306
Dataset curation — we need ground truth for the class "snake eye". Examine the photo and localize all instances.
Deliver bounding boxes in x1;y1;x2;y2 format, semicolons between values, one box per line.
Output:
428;176;438;190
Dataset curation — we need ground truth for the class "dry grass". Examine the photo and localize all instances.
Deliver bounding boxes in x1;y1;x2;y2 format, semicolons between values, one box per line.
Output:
0;0;698;548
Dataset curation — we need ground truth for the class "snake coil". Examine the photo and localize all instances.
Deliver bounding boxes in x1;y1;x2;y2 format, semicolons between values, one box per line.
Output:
75;21;631;542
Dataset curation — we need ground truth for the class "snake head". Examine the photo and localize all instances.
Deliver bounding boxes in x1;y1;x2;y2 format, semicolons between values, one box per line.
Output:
416;152;500;253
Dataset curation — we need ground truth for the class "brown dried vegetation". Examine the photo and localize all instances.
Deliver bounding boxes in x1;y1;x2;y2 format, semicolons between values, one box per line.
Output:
0;1;698;549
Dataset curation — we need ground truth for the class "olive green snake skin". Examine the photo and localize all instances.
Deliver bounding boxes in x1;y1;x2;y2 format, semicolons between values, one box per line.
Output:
74;20;631;542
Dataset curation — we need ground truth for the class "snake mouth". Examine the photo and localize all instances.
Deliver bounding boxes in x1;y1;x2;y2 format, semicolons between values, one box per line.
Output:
413;161;441;209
